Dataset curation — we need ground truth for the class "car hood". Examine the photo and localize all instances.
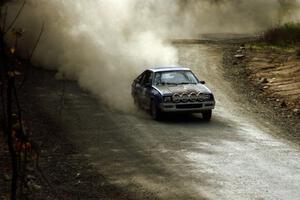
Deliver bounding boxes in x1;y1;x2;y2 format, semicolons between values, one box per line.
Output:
153;84;212;95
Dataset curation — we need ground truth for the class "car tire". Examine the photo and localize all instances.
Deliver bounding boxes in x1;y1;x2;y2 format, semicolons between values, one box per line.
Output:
150;100;162;120
202;110;212;121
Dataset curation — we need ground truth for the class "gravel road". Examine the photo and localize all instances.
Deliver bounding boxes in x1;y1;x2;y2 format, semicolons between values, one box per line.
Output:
24;44;300;200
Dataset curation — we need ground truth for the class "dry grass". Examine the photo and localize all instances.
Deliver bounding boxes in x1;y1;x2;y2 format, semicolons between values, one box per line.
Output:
263;23;300;46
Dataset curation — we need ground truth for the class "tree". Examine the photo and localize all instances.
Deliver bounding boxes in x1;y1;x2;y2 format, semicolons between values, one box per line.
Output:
0;1;43;199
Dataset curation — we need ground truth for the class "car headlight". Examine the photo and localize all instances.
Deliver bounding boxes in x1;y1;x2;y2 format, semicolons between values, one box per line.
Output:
189;92;197;102
197;93;210;101
181;93;189;102
172;93;181;103
163;96;172;103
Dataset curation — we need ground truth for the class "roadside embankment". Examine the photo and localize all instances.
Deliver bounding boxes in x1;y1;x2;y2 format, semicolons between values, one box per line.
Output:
223;43;300;142
246;45;300;112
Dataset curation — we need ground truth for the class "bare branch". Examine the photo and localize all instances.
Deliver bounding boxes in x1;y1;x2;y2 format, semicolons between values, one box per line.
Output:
19;22;44;89
6;76;18;200
1;5;8;33
4;0;26;35
0;78;6;137
12;80;23;134
28;22;44;61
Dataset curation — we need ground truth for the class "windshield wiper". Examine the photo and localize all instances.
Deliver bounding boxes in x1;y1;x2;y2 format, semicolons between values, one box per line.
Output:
178;82;196;85
158;82;177;85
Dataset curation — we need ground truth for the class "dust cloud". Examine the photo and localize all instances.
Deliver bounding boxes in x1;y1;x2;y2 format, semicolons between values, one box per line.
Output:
177;0;300;34
6;0;300;111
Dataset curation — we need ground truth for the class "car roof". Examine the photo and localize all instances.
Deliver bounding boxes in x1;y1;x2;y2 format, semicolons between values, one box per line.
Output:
148;66;191;72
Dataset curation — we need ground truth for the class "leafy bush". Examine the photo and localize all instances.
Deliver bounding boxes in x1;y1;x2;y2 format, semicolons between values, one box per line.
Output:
263;23;300;46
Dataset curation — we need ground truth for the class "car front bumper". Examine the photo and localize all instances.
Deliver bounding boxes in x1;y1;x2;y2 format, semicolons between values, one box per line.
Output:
159;101;215;112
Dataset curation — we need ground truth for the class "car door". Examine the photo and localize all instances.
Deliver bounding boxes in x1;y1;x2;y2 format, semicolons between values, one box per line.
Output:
132;73;144;100
134;71;146;105
138;70;153;109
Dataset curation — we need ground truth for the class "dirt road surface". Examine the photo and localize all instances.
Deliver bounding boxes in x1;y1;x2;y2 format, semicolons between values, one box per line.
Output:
23;44;300;200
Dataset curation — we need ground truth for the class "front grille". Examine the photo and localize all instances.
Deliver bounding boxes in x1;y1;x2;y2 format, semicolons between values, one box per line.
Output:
176;104;203;109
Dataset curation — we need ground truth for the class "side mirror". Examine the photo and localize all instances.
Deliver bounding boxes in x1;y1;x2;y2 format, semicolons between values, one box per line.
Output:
200;80;206;84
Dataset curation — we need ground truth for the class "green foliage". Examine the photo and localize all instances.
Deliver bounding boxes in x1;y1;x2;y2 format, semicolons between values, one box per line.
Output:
263;23;300;46
248;43;296;54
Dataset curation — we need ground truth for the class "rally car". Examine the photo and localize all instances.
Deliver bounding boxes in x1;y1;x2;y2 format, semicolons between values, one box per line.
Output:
131;67;215;121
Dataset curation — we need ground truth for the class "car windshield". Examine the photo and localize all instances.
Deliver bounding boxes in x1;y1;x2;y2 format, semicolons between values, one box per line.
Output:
154;70;199;85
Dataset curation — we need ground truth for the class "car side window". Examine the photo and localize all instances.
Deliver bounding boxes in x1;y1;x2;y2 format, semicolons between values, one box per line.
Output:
135;73;144;85
140;71;153;86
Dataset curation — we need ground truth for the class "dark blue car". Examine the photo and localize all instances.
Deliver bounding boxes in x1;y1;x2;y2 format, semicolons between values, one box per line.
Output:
131;67;215;120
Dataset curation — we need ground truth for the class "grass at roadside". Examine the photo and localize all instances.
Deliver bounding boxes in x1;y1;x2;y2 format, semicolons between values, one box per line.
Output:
262;23;300;46
247;43;298;53
247;23;300;53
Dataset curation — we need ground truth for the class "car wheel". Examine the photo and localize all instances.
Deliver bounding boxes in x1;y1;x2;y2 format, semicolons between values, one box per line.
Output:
150;101;161;120
202;110;212;121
